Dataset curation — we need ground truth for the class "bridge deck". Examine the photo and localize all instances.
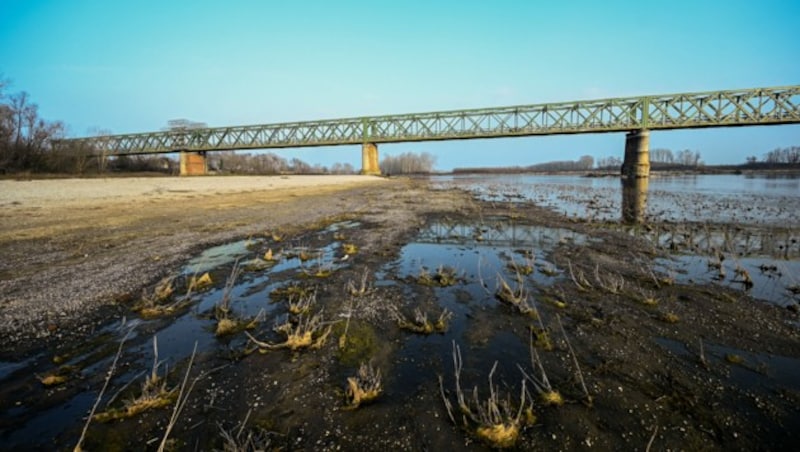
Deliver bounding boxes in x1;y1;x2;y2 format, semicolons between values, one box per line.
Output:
60;85;800;155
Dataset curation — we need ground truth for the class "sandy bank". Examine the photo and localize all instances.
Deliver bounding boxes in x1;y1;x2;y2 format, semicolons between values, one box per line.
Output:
0;175;384;209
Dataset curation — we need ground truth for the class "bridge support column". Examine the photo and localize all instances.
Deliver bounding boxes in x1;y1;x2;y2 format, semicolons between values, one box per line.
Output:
361;142;380;175
179;151;208;176
621;176;649;224
621;129;650;179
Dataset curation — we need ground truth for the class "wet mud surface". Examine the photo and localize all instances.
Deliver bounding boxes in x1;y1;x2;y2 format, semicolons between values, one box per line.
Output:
1;176;799;450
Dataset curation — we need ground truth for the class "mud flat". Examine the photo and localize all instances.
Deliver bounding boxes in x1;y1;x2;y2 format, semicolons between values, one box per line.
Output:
0;175;798;450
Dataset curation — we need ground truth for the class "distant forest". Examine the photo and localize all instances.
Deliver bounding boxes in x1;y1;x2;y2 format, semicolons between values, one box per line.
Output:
454;147;800;174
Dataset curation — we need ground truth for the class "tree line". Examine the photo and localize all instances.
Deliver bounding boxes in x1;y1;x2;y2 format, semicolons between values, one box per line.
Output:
379;151;436;174
597;148;703;170
748;146;800;164
454;155;595;173
208;151;356;175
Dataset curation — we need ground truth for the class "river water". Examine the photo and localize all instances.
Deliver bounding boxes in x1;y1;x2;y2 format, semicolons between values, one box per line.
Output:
431;173;800;225
432;172;800;308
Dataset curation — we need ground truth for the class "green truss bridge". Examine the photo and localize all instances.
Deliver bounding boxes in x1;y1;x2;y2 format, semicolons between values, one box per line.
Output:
60;85;800;176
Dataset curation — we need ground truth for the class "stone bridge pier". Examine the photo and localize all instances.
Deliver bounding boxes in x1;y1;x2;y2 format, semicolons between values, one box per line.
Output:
620;129;650;224
179;151;208;176
361;142;380;175
621;129;650;179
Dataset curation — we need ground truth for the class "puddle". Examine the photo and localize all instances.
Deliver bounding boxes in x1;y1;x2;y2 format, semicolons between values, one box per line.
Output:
182;239;259;274
655;255;800;308
374;220;582;404
0;356;38;382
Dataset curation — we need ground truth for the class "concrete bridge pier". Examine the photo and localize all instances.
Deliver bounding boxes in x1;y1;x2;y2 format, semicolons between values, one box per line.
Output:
621;129;650;179
621;176;649;224
179;151;208;176
361;142;380;175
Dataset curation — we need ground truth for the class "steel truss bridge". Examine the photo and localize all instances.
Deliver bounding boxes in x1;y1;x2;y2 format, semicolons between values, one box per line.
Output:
60;85;800;157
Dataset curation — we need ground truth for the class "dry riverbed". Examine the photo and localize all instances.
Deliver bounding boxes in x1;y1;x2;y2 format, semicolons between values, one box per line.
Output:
0;175;400;351
0;174;798;450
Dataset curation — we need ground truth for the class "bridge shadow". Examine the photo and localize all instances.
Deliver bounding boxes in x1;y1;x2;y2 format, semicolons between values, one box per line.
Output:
621;177;648;224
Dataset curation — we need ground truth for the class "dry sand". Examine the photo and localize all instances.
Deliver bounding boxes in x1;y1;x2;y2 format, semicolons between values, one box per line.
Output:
0;174;382;209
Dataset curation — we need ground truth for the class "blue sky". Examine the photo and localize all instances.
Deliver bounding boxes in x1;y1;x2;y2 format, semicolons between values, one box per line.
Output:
1;0;799;170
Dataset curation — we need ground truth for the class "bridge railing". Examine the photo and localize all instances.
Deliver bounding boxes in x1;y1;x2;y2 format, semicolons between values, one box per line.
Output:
58;85;800;155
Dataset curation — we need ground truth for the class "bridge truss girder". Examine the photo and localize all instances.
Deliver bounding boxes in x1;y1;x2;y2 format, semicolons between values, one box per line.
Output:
59;85;800;156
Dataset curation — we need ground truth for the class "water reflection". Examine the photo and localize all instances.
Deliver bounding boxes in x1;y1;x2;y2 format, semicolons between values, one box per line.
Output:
621;177;648;224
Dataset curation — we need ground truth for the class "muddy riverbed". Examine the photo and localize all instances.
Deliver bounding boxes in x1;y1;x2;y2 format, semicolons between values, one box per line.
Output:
1;175;798;450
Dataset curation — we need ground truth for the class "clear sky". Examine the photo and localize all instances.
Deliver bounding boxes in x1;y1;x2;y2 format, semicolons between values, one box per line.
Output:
1;0;799;170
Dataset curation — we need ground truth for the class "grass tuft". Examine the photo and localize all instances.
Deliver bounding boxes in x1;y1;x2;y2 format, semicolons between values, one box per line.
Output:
345;362;382;409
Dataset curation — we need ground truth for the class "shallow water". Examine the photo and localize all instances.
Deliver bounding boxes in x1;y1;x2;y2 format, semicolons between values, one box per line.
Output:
434;173;800;309
432;173;800;225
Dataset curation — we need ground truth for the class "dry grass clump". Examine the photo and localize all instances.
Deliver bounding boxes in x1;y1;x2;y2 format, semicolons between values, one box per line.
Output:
188;272;213;291
346;269;372;297
390;305;453;334
518;344;563;407
270;283;315;301
242;257;274;272
94;337;176;423
345;362;383;409
538;263;559;277
417;265;459;287
734;265;754;289
134;276;192;318
214;262;262;336
216;409;279;451
592;265;627;295
39;374;67;386
725;354;744;365
530;326;553;351
287;293;315;315
440;342;532;449
506;259;534;276
245;311;332;352
495;274;538;318
342;243;359;255
636;287;659;307
38;366;74;386
300;254;334;279
298;249;314;262
661;312;680;324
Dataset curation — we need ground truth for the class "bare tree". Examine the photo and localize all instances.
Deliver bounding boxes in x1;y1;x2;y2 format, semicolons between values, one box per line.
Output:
380;151;436;174
0;80;72;173
650;148;674;164
764;146;800;164
596;156;622;169
675;149;702;167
